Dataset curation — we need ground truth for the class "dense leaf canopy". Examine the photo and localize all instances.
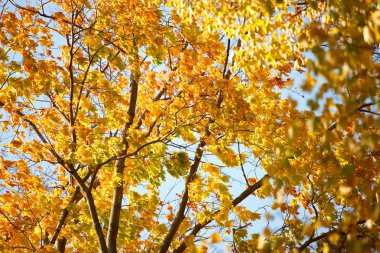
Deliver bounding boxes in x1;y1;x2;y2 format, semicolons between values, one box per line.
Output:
0;0;379;252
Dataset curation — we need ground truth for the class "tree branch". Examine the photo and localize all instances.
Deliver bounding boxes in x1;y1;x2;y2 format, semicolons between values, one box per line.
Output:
173;174;269;253
106;75;139;252
328;103;375;131
57;237;67;253
222;38;231;79
49;170;93;245
298;220;366;251
67;164;107;252
298;231;335;252
85;190;107;253
159;138;206;253
0;208;36;251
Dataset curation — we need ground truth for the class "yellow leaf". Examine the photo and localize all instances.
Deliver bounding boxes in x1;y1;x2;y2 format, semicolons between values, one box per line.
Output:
10;138;22;148
210;233;222;243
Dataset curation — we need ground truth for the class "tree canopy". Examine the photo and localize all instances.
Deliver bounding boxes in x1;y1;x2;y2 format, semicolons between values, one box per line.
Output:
0;0;379;252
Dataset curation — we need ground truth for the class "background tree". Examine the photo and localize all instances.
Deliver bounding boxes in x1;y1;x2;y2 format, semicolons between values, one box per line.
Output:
0;0;379;252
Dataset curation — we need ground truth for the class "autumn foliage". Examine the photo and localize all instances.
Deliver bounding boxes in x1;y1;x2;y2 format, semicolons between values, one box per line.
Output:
0;0;379;252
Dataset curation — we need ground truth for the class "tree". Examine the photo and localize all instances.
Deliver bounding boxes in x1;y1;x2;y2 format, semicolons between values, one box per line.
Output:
0;0;379;252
